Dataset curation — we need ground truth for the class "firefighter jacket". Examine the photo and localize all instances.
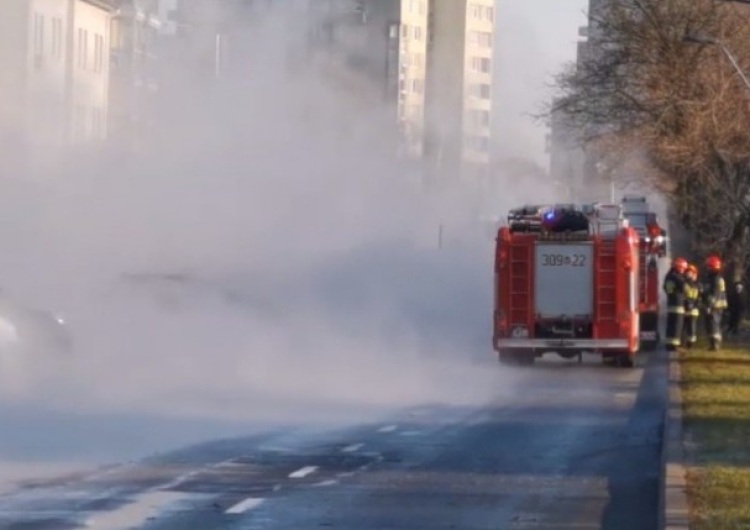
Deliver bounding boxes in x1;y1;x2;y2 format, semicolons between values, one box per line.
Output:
703;272;728;312
663;268;687;314
684;279;701;316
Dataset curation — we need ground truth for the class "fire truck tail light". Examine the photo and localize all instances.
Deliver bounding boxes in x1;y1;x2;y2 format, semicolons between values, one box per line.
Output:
497;310;508;330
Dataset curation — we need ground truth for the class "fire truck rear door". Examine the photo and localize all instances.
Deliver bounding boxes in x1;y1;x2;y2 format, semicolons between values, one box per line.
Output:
534;242;594;318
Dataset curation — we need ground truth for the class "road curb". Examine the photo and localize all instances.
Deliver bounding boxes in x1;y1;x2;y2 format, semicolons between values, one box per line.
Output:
660;350;690;529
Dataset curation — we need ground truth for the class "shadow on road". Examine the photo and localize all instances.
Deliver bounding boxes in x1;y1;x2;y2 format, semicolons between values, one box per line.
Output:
600;347;667;530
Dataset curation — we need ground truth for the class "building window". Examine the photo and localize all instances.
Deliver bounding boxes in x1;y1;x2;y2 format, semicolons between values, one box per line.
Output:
402;24;409;39
470;56;491;73
470;4;494;21
414;26;423;41
466;135;490;153
411;78;424;94
468;83;492;99
51;18;63;60
406;0;426;16
468;30;493;48
33;13;44;58
467;109;491;129
77;28;89;69
94;34;105;73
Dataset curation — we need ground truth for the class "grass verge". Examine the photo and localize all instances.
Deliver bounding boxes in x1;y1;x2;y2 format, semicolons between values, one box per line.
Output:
681;342;750;529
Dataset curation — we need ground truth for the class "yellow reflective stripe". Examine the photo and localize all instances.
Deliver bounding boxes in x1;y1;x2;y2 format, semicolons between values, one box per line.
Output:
690;309;700;316
666;338;681;345
667;307;685;314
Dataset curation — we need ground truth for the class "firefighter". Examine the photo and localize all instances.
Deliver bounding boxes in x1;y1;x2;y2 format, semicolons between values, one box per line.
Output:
683;264;701;349
702;255;729;351
726;280;745;336
663;257;688;351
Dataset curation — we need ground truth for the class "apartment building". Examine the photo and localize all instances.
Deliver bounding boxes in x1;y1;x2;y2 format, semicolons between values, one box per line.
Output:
307;0;430;159
0;0;72;161
395;0;430;158
69;0;115;144
546;0;600;200
424;0;495;181
0;0;115;170
304;0;496;176
109;0;161;151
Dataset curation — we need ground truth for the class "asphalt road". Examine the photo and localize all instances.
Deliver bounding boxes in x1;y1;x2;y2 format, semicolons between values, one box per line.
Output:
0;350;667;530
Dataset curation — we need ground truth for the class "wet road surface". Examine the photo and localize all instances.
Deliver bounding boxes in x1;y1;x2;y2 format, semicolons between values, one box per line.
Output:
0;350;667;530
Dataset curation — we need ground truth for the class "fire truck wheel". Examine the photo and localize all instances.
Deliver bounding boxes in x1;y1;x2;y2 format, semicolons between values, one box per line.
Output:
518;354;535;366
498;352;516;365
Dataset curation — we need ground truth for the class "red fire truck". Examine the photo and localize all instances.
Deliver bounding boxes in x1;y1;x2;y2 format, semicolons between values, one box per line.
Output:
492;203;641;368
619;196;668;350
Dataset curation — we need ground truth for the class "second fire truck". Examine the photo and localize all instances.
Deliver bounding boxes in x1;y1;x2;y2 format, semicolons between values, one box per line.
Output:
620;195;668;350
492;202;641;367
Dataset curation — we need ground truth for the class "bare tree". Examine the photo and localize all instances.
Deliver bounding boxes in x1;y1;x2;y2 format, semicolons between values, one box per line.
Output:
551;0;750;279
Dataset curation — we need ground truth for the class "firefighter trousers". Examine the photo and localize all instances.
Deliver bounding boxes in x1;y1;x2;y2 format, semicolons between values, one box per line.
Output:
665;310;684;350
705;310;724;350
683;311;699;348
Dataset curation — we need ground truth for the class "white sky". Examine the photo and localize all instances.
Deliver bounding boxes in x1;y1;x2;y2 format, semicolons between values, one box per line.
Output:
493;0;590;169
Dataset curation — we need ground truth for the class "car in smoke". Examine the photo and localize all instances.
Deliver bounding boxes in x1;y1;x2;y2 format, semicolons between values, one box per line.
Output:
0;293;72;357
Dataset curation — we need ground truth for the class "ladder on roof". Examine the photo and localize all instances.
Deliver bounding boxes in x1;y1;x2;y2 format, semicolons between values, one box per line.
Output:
509;242;532;327
596;238;618;329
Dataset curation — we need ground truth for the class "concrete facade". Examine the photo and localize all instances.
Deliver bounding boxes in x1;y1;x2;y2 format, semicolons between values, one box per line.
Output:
70;0;114;144
547;0;597;201
0;0;115;171
306;0;495;180
306;0;429;159
109;0;162;152
424;0;495;181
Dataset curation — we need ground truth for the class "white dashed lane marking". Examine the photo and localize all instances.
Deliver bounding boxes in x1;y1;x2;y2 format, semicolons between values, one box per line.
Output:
341;443;364;453
289;466;318;479
399;430;422;437
225;497;265;515
378;425;398;433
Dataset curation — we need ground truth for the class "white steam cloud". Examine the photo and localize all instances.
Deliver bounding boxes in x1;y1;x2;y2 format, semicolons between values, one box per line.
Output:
0;4;562;474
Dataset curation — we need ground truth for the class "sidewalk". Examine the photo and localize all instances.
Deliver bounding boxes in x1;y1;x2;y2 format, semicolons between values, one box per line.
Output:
668;333;750;529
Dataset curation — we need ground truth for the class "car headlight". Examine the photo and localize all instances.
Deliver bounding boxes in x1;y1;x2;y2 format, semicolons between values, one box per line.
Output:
511;326;529;338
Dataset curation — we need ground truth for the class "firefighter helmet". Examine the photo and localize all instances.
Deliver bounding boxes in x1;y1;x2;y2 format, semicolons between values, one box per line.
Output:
687;264;698;278
672;257;688;273
706;255;722;272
